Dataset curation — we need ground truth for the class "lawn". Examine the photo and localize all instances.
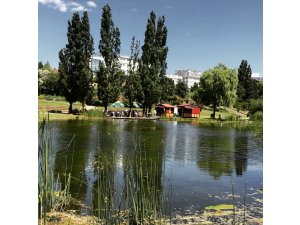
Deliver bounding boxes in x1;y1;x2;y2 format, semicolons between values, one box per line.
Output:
38;95;247;122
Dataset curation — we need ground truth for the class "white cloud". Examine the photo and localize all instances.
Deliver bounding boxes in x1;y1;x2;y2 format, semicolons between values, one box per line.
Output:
38;0;91;12
131;8;138;12
86;1;97;8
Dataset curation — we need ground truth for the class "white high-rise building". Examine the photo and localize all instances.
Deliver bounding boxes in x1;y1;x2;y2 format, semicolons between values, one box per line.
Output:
174;69;202;88
166;74;183;85
91;54;131;75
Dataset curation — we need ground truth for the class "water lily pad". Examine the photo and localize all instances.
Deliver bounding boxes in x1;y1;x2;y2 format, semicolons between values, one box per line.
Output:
205;204;234;211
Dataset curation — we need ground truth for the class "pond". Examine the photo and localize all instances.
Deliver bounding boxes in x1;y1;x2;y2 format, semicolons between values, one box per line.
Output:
44;119;262;217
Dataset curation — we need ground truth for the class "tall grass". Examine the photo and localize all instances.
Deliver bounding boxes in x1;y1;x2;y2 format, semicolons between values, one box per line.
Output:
93;146;172;224
38;119;72;224
39;119;172;224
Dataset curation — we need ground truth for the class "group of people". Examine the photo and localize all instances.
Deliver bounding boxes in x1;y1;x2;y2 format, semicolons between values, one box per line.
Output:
105;110;140;117
104;110;157;118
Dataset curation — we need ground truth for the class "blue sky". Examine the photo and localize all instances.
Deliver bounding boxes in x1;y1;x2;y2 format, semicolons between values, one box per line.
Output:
38;0;262;75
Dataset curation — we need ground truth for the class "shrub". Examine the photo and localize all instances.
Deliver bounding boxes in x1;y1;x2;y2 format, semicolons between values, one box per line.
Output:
250;111;263;121
234;101;249;111
249;99;263;115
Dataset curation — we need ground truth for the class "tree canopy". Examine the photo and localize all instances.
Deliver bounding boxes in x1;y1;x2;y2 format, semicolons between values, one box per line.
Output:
123;36;143;115
237;60;252;102
97;4;124;113
196;64;238;118
175;80;188;98
58;11;94;113
138;11;168;116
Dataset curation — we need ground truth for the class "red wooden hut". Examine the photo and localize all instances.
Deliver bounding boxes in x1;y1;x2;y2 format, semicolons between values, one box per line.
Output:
155;104;174;117
177;104;201;118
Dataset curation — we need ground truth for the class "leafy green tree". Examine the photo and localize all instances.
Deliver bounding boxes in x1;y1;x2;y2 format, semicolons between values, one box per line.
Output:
190;82;199;93
79;11;94;109
58;12;93;113
43;61;51;70
237;60;252;101
124;36;142;116
139;11;168;116
38;61;44;70
97;4;124;113
40;70;60;95
175;80;188;98
160;76;175;103
196;64;238;118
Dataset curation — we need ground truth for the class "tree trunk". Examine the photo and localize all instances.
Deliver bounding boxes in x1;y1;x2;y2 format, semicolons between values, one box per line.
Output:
82;101;85;111
213;103;216;119
68;102;73;114
104;105;108;116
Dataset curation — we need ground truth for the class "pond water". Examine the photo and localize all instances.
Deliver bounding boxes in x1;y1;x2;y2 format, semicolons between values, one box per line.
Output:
45;119;262;216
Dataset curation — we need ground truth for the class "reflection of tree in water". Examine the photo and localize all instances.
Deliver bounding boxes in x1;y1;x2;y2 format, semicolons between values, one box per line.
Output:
92;120;119;223
53;120;93;208
197;131;235;179
122;121;167;223
234;132;249;176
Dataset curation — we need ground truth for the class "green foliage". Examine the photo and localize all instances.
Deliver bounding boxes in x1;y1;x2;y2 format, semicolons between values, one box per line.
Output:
58;11;94;113
234;101;249;111
40;71;60;95
249;99;263;115
138;11;168;115
175;80;189;98
196;64;238;118
97;4;124;113
123;36;143;112
250;111;263;121
190;82;199;93
237;60;252;101
38;61;44;70
160;76;175;102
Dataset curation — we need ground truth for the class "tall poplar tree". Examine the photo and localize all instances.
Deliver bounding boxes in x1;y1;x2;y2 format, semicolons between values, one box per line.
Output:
124;36;142;116
97;4;123;114
58;12;83;113
237;60;252;102
79;11;94;109
58;11;94;113
139;11;168;116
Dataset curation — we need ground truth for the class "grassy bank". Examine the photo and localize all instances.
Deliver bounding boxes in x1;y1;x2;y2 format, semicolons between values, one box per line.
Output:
39;95;251;123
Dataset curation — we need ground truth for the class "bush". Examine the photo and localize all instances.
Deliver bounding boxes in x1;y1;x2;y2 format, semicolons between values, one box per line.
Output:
250;111;263;121
249;99;263;115
234;101;249;111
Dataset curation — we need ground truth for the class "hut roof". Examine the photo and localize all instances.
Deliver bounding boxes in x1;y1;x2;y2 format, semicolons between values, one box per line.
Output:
155;104;174;108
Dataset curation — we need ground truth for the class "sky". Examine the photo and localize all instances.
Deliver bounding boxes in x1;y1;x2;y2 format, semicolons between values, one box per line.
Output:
38;0;263;76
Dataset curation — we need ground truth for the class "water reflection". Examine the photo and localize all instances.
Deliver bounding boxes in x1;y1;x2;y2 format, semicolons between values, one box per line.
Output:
46;120;262;214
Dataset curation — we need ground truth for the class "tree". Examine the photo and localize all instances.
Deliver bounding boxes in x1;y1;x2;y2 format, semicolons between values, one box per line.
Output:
58;12;93;113
175;80;188;98
97;4;124;114
196;64;238;118
124;36;142;116
237;60;252;101
138;11;168;116
190;82;199;93
160;76;175;102
38;61;44;70
79;11;94;109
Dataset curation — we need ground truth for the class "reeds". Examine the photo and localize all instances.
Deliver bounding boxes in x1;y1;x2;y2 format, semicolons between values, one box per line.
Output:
38;119;73;224
93;145;172;224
